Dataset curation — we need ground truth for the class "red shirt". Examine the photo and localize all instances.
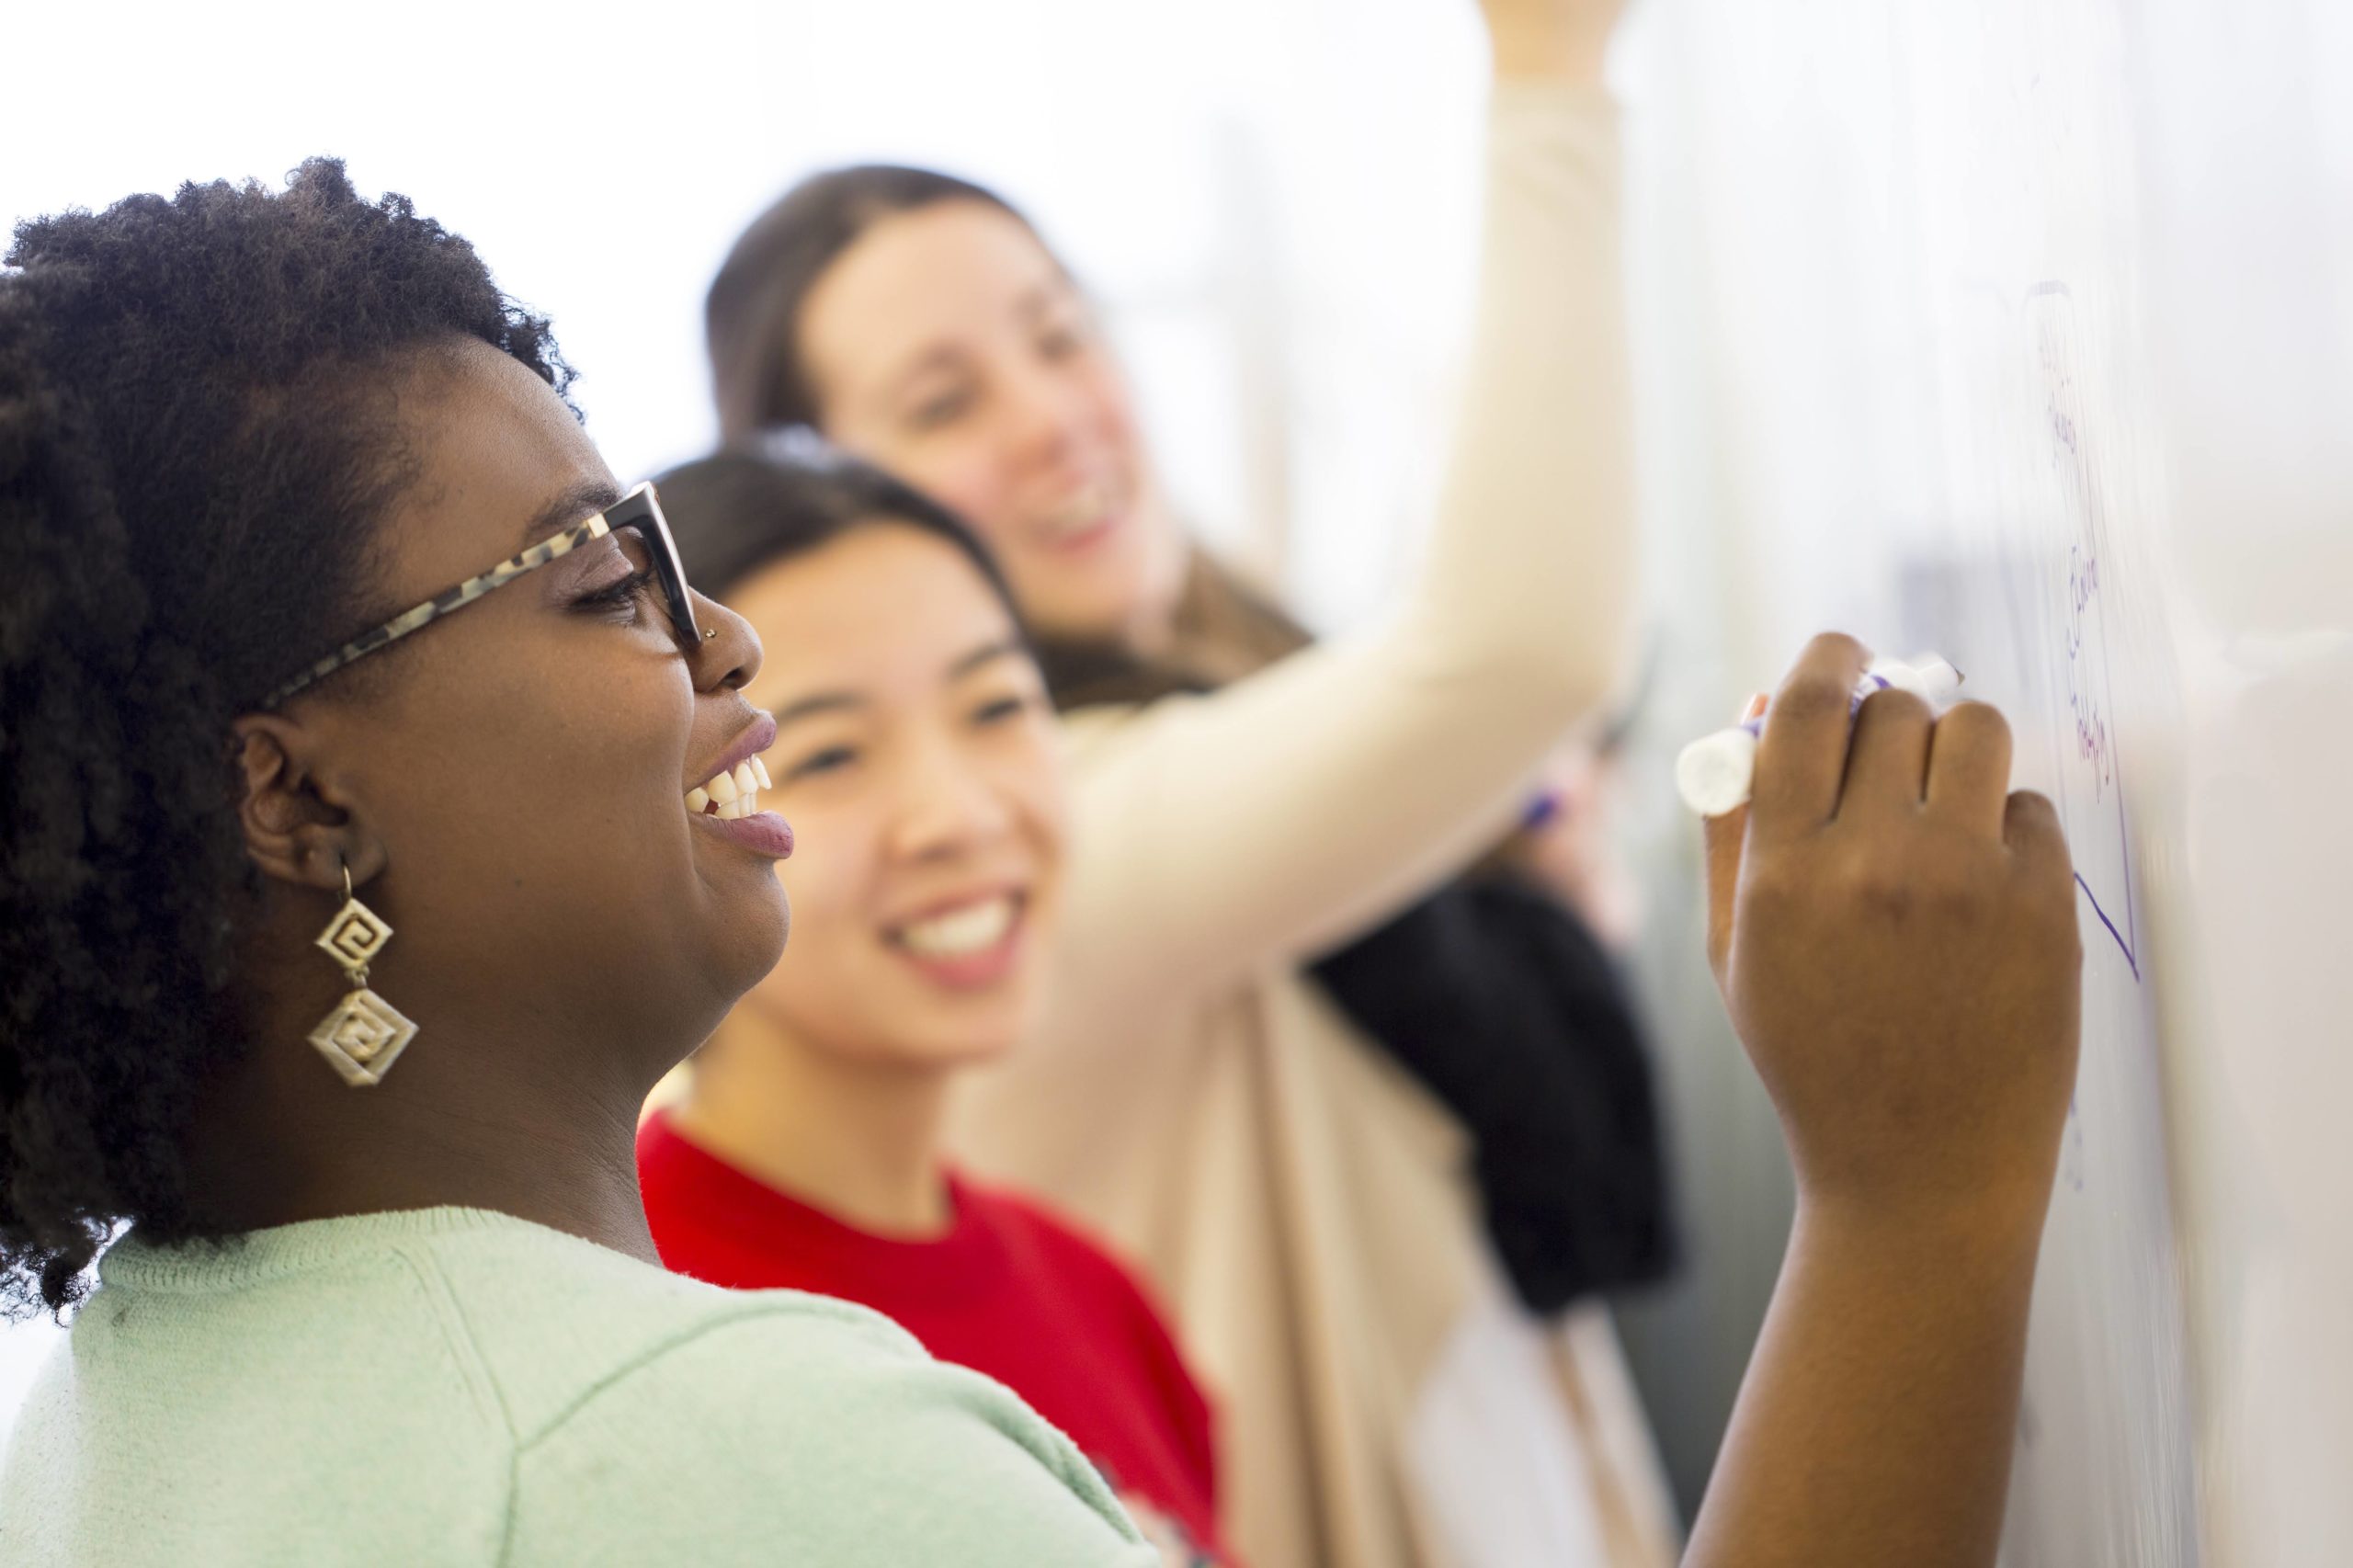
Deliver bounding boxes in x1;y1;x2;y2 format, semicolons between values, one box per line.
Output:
638;1112;1235;1566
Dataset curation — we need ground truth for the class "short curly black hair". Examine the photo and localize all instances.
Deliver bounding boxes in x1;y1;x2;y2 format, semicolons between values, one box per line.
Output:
0;158;574;1317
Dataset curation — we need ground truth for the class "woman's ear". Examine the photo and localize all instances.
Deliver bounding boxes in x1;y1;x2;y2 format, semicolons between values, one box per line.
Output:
229;713;388;892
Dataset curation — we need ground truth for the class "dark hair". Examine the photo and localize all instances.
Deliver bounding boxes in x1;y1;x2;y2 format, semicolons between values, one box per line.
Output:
706;165;1029;442
655;436;1025;631
703;166;1311;710
0;158;573;1316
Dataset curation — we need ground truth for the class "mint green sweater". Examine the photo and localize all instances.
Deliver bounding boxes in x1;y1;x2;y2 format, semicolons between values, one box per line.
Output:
0;1208;1158;1565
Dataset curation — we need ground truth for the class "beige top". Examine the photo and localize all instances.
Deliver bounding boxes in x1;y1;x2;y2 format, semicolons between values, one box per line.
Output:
952;84;1676;1568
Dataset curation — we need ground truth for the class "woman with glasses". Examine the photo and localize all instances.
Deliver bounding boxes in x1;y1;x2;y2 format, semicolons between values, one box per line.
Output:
0;162;1139;1565
0;158;2085;1568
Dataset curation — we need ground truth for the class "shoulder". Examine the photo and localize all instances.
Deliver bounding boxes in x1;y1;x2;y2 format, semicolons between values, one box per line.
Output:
402;1219;1152;1565
503;1307;1154;1567
965;1180;1158;1303
960;1180;1208;1399
401;1210;923;1443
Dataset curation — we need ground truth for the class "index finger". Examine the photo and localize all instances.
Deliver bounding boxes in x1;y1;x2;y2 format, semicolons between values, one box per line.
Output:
1750;632;1872;841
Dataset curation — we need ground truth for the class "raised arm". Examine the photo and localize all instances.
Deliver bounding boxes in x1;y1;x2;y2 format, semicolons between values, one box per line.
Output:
1682;636;2085;1568
1053;6;1637;1029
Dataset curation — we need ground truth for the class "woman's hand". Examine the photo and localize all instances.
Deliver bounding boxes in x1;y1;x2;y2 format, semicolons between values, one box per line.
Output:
1686;631;2085;1568
1476;0;1626;84
1704;632;2082;1232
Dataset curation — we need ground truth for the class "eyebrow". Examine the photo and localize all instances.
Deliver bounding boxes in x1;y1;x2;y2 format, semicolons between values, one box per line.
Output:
1013;278;1079;324
949;637;1027;678
520;478;627;548
768;638;1030;729
882;280;1074;403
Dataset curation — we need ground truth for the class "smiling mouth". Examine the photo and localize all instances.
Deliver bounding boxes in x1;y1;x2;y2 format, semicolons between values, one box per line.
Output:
881;892;1029;987
889;894;1018;957
1032;481;1122;550
685;756;771;820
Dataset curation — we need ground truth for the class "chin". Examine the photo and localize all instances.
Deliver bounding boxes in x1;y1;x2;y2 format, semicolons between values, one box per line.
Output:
710;887;793;1014
1037;580;1159;646
901;1014;1027;1074
1021;540;1169;643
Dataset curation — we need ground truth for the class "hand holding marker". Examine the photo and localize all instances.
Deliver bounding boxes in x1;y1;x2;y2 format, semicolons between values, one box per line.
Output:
1685;631;2083;1568
1677;655;1966;817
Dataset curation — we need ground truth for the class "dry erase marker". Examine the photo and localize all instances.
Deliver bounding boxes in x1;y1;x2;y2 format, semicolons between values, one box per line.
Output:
1676;655;1964;817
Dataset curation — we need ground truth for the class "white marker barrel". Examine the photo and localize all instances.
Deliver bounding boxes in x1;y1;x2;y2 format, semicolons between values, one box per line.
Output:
1676;654;1964;817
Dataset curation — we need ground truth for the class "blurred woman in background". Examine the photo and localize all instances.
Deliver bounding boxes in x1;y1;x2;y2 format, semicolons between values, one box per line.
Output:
699;1;1677;1563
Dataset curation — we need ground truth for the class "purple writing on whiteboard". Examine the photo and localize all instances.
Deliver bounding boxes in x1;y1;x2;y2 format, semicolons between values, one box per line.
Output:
2030;281;2141;983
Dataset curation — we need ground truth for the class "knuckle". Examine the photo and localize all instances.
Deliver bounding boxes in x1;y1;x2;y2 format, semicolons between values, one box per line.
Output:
1739;859;1804;918
1858;687;1931;728
2008;786;2058;818
1776;632;1870;707
2022;885;2085;963
1836;827;2005;924
1769;677;1848;729
2006;789;2063;838
1834;851;1917;919
1926;860;1994;917
1940;699;2011;748
1805;630;1870;666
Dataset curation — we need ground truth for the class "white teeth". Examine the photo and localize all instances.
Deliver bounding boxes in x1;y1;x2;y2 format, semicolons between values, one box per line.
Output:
1038;483;1114;540
895;896;1017;959
688;765;763;819
751;756;772;790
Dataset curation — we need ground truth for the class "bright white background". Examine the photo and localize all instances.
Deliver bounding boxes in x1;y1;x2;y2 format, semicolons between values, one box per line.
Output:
3;0;1502;622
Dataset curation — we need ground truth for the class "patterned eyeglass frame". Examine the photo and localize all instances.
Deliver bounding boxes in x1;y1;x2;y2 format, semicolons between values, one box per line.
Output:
260;482;704;710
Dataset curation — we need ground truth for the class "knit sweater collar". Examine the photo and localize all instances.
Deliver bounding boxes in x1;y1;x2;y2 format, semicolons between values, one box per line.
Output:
99;1206;579;1294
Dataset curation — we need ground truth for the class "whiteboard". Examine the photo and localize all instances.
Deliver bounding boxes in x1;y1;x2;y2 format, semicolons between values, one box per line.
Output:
1631;1;2353;1563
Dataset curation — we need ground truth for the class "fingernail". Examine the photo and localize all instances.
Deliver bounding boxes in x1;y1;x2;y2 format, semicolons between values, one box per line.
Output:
1740;692;1769;722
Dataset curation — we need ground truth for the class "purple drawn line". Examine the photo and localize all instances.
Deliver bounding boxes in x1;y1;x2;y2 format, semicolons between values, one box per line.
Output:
2031;278;2142;983
2074;872;2141;982
2117;767;2137;959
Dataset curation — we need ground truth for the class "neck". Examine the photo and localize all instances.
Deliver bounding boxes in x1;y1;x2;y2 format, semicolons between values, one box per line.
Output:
673;1006;954;1237
185;960;669;1267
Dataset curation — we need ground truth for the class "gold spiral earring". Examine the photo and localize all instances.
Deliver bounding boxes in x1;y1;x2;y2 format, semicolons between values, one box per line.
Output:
307;860;417;1086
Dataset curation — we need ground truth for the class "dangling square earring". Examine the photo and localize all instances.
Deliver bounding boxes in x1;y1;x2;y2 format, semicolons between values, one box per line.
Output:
307;863;417;1086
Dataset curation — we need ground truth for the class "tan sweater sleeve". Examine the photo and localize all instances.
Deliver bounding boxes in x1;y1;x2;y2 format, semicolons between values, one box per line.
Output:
1050;83;1635;1037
